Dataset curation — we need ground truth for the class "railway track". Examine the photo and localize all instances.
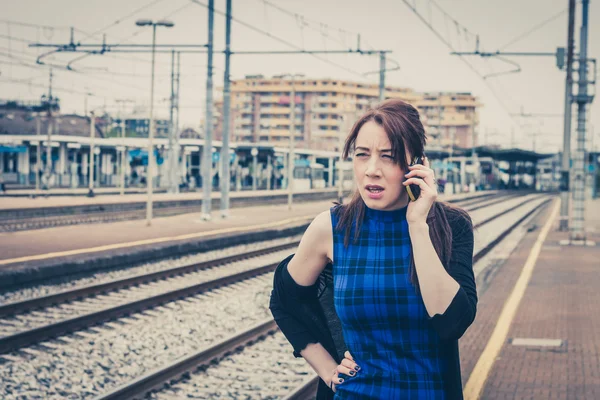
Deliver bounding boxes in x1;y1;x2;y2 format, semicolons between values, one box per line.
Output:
0;189;360;233
0;192;541;399
0;242;300;354
0;191;521;356
92;194;553;400
0;191;496;233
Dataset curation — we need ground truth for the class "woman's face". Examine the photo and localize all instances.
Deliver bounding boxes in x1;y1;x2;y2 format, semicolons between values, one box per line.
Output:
352;120;411;211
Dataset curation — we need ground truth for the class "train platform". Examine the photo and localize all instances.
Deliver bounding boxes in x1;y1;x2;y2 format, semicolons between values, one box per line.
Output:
460;197;600;400
0;186;167;198
0;190;489;289
0;188;487;211
0;188;339;210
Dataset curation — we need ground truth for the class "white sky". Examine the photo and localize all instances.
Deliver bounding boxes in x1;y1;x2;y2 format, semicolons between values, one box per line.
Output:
1;0;598;153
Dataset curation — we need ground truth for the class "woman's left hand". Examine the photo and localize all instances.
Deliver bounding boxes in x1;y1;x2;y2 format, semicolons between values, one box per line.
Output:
403;156;438;225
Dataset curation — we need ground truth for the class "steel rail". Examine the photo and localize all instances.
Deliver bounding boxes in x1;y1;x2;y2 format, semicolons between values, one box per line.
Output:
0;192;531;355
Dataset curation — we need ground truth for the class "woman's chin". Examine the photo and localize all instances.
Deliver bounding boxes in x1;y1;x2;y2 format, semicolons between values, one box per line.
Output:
362;194;387;209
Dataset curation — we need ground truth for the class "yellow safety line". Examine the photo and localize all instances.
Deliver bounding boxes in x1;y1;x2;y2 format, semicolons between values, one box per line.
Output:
0;215;314;266
463;198;560;399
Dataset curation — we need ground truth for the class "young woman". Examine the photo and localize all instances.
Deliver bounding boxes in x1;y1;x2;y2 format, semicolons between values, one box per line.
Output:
270;99;477;399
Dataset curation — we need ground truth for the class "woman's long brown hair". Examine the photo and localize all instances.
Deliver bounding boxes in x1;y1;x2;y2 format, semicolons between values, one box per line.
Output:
333;99;471;289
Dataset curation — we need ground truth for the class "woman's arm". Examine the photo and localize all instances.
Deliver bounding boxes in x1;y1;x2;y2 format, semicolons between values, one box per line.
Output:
410;214;477;340
301;343;342;390
409;221;460;317
403;158;477;341
270;210;342;387
287;210;333;286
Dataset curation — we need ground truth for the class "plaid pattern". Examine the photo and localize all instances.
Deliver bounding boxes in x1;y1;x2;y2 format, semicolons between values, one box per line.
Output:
331;205;446;399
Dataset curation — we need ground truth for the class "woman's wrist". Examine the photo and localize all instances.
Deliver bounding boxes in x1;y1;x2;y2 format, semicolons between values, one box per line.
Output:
408;221;429;233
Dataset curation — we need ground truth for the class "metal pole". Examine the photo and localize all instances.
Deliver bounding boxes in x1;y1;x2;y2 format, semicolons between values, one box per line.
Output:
45;110;53;190
267;154;272;190
252;149;258;191
471;110;478;190
560;0;576;231
570;0;591;241
168;49;178;194
439;94;447;181
220;0;232;218
450;126;455;193
45;68;54;190
592;124;598;198
120;118;126;195
95;144;100;190
288;75;295;210
338;115;345;204
175;51;181;191
35;115;41;195
146;24;157;225
201;0;215;220
87;111;95;197
379;52;386;102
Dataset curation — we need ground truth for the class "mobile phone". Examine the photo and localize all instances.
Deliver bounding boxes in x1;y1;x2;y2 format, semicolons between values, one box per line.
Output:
406;156;424;202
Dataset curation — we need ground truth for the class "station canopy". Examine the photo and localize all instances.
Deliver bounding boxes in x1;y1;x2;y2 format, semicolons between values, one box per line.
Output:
457;146;555;163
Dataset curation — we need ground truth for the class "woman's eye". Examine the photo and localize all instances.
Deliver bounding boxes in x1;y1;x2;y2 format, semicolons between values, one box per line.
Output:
382;155;394;160
355;153;367;157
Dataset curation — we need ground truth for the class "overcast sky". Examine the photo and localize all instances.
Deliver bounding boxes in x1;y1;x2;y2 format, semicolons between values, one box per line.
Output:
1;0;598;153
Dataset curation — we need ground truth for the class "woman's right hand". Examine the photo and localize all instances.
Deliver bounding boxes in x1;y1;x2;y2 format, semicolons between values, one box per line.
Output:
328;351;361;392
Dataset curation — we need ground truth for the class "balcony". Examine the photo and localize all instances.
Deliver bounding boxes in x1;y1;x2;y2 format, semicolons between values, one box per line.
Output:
311;106;338;113
236;117;253;125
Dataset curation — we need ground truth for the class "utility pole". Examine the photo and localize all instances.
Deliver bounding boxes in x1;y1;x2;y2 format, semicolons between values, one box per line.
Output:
88;111;95;197
449;126;456;193
338;114;349;204
115;99;133;196
45;68;54;190
379;52;386;102
470;109;478;190
201;0;215;221
120;117;126;195
570;0;593;242
438;94;446;180
35;115;41;195
220;0;232;218
288;75;296;210
174;52;181;194
147;24;157;224
167;49;179;194
560;0;577;231
45;108;53;190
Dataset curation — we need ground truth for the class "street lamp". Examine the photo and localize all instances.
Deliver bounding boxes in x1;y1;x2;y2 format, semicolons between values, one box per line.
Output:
135;18;175;226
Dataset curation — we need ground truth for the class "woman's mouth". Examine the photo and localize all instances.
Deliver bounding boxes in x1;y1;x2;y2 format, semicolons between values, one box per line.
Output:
365;185;384;199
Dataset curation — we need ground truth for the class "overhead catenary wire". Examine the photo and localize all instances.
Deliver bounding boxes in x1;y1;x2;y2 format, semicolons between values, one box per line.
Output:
260;0;361;49
63;0;192;70
188;0;368;78
401;0;520;126
76;0;170;43
498;7;568;51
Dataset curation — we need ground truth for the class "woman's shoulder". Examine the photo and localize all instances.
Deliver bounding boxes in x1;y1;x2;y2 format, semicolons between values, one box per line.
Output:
314;208;334;229
302;209;334;245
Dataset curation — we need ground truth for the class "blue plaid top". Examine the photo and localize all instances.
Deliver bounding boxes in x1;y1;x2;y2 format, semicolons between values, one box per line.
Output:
331;205;446;399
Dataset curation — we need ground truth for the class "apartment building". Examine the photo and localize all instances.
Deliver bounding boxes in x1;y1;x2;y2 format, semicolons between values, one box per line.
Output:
416;92;481;150
215;75;480;152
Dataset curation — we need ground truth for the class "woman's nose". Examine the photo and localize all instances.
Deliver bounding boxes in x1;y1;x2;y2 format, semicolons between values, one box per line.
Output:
365;159;381;177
